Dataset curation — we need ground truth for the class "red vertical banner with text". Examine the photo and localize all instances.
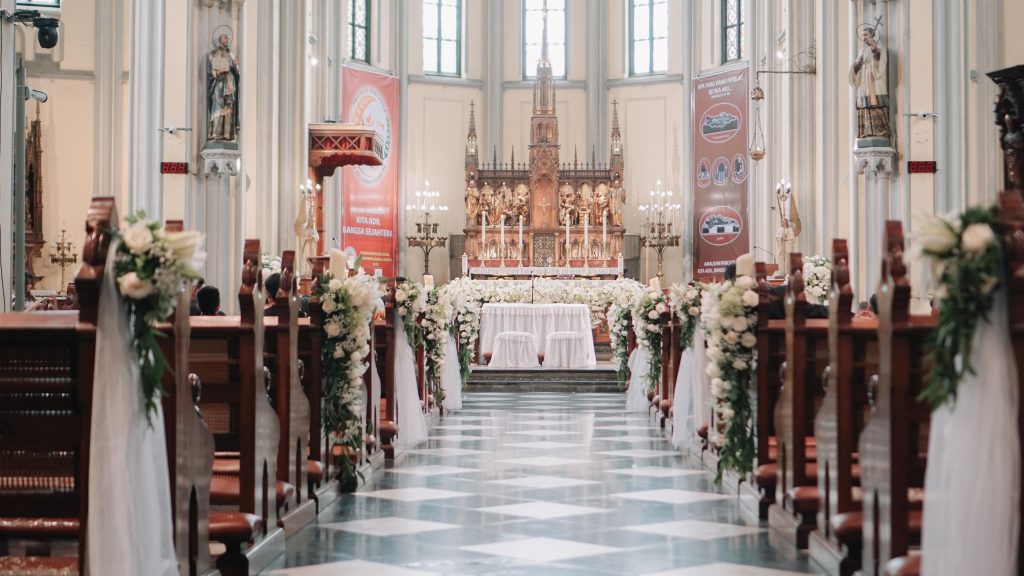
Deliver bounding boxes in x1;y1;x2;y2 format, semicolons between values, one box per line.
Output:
692;68;750;280
341;66;400;278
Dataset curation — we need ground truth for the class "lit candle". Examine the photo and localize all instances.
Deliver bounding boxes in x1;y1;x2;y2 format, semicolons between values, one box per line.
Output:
602;211;608;246
583;214;589;257
329;248;347;278
649;277;661;292
423;274;434;289
518;215;524;256
565;216;571;261
500;215;506;258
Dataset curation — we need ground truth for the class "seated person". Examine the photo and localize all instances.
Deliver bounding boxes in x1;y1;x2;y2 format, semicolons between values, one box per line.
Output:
197;285;225;316
190;278;205;315
854;300;877;320
264;273;281;311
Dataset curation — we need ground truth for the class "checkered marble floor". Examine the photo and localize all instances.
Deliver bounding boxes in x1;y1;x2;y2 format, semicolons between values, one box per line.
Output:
262;392;823;576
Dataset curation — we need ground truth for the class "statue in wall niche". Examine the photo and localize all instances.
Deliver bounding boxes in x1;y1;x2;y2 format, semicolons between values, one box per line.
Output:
775;182;801;278
849;20;891;146
513;184;530;225
559;184;577;226
466;181;481;224
207;27;240;142
610;180;625;228
593;184;610;223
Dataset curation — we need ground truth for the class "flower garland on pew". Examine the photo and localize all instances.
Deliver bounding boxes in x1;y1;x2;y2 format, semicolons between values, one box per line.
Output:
703;276;760;481
422;288;450;406
438;280;482;387
112;213;206;422
315;270;383;485
669;283;703;350
802;255;832;306
631;290;670;393
607;303;632;387
395;279;425;348
916;208;1002;408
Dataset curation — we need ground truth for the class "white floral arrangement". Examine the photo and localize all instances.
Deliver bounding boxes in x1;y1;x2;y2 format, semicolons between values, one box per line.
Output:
113;213;206;422
438;279;483;387
261;253;282;280
631;289;670;393
315;269;383;485
394;279;425;348
669;283;704;350
802;255;832;306
422;288;450;406
703;275;760;481
607;303;632;387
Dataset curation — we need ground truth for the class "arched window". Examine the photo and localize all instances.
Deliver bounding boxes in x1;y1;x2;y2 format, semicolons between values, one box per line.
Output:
722;0;743;63
347;0;370;64
423;0;461;75
630;0;668;75
523;0;566;79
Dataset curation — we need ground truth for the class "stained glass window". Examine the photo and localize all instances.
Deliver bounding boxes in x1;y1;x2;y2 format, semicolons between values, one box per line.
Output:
348;0;370;64
523;0;566;79
630;0;668;75
722;0;742;63
423;0;461;76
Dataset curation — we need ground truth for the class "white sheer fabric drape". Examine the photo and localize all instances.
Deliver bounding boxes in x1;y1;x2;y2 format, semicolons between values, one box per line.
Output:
625;347;650;412
691;331;710;432
87;244;177;576
394;323;428;448
921;288;1021;576
442;336;463;411
671;345;696;448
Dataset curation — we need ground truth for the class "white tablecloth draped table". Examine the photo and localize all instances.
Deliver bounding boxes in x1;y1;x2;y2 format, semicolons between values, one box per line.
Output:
544;332;592;369
480;303;596;369
489;332;540;368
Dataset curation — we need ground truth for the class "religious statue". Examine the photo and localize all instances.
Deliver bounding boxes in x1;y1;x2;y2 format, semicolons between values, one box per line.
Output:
593;184;610;223
513;184;530;224
295;183;320;273
207;28;240;142
849;20;890;144
498;182;513;220
559;184;577;226
466;181;481;224
611;181;625;228
480;184;495;224
775;182;801;277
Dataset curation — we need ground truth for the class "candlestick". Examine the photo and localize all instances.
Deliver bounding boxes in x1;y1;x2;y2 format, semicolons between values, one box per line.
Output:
481;212;487;261
583;213;590;265
518;215;524;265
565;217;570;263
499;215;506;266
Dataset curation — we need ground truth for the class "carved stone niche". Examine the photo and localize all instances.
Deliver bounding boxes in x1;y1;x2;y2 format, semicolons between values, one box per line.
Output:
988;65;1024;191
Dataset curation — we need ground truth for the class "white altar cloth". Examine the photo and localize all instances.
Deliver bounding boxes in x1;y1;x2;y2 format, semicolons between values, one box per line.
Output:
480;303;596;368
489;332;540;368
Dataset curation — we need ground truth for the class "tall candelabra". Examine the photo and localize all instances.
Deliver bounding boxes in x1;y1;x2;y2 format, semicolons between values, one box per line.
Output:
638;180;681;281
406;181;449;275
48;227;77;295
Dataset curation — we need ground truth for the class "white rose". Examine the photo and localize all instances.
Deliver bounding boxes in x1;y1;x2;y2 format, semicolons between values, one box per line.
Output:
961;223;996;254
725;331;739;345
918;219;959;255
647;324;659;332
655;302;668;314
321;298;337;313
328;278;343;291
742;290;760;308
122;223;155;255
325;322;342;338
165;230;207;274
735;276;755;290
689;306;701;316
648;310;660;320
732;316;749;332
732;358;748;371
741;332;757;348
396;289;407;302
117;271;154;300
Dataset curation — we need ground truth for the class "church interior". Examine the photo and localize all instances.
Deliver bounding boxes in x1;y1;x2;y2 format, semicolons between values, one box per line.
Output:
0;1;1022;575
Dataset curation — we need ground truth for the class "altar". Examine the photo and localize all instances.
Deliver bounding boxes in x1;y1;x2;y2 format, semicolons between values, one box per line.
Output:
479;303;597;369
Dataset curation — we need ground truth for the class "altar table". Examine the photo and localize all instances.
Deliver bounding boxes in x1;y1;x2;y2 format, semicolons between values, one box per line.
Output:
479;303;596;369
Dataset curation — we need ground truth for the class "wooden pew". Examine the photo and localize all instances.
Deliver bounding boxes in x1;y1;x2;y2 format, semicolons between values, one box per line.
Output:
857;222;932;576
656;305;675;426
809;239;877;576
192;241;285;558
0;198;110;574
378;288;399;457
999;190;1024;575
769;253;830;548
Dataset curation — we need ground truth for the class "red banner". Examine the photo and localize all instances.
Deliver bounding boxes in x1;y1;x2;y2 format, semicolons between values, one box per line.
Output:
341;66;399;278
692;68;750;280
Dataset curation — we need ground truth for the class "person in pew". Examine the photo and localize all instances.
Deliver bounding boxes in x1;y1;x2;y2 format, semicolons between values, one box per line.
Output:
265;272;281;311
767;284;829;320
190;277;205;315
854;300;877;320
197;285;226;316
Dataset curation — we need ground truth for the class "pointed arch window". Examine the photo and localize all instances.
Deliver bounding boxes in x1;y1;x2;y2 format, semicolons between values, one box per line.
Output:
630;0;668;75
347;0;370;64
722;0;743;63
523;0;566;79
423;0;462;75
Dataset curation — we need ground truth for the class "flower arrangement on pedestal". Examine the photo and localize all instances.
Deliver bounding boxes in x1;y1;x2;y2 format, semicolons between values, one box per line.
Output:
607;303;632;387
112;213;206;422
669;283;703;350
395;279;425;348
315;270;382;487
703;276;760;481
916;208;1002;408
631;290;670;393
422;288;450;406
261;253;282;280
802;255;832;306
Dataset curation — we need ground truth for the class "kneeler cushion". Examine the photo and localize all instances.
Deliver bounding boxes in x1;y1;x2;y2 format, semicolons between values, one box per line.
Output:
209;475;295;511
213;458;324;483
209;511;263;544
883;553;921;576
0;555;78;575
830;510;923;549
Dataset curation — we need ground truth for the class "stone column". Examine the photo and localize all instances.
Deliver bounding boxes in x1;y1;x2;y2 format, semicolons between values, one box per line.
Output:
933;0;967;214
277;0;308;253
586;0;608;156
483;0;503;159
129;0;166;218
854;146;896;292
0;0;13;310
94;0;126;200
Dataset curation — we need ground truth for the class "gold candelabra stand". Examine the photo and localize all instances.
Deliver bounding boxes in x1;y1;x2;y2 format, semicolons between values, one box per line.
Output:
639;181;681;281
48;227;77;295
406;182;448;275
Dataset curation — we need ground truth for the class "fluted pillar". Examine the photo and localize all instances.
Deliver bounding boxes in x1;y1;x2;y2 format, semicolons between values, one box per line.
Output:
94;0;126;200
129;0;166;218
277;0;308;253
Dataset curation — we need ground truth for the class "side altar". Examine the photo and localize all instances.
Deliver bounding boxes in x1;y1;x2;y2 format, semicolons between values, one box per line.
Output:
461;25;626;278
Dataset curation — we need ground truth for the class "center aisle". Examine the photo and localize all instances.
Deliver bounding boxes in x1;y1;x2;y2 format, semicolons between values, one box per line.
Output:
265;393;823;576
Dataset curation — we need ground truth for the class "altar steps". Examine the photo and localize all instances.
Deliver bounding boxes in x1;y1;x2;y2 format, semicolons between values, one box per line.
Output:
467;366;621;393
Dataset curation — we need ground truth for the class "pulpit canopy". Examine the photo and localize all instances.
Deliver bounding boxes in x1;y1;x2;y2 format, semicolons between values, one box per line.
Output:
308;123;384;179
